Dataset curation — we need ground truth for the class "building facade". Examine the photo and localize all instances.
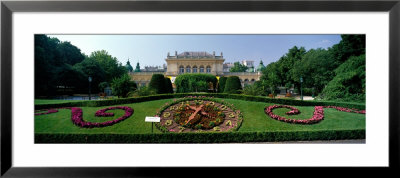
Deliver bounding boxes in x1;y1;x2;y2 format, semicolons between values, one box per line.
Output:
130;51;263;88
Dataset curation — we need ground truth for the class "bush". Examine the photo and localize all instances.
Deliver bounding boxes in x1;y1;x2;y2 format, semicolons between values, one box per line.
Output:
128;86;156;97
242;84;263;96
224;76;242;94
164;77;173;93
110;74;137;98
148;74;166;94
174;73;217;93
218;77;227;93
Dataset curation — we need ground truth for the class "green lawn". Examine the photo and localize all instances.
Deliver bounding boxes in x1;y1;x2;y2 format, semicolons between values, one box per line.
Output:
35;98;366;134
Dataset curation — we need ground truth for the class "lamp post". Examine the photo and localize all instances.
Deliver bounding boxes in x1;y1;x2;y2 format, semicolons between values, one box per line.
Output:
300;76;303;101
88;76;92;100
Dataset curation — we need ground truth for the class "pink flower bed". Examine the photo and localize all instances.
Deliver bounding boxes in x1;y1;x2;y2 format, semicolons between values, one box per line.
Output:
35;106;134;128
265;105;365;124
71;106;134;128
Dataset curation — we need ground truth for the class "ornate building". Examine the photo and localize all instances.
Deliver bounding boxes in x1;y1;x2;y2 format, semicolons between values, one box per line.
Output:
130;51;262;88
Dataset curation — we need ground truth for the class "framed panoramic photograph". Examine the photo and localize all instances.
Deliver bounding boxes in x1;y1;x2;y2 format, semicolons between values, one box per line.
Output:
1;0;399;177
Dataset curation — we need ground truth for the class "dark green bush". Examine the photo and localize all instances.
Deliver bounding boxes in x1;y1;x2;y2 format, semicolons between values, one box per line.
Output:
174;73;217;93
217;76;227;93
148;74;166;94
224;76;242;94
164;77;173;93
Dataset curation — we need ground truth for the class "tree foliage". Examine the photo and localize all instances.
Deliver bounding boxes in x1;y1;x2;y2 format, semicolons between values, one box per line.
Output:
111;74;137;98
34;35;129;97
259;35;365;101
319;55;365;101
229;62;248;72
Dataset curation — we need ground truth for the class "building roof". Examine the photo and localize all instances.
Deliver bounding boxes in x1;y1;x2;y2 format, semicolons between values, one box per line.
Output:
167;51;224;59
177;51;214;58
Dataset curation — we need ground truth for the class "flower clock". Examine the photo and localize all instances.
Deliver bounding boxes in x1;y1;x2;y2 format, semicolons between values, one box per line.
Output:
156;97;243;133
35;106;134;128
265;104;365;124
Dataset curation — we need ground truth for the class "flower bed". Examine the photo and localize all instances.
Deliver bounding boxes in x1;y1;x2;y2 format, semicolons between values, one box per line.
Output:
265;105;365;124
35;106;134;128
155;97;243;133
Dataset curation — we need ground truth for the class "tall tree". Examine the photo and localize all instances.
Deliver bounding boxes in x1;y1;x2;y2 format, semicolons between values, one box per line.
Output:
290;48;336;93
229;62;248;72
56;41;85;65
330;34;366;63
35;35;62;97
88;50;127;83
319;55;365;101
73;57;106;93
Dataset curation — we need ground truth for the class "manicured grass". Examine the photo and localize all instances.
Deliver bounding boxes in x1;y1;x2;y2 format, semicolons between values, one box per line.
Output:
35;98;366;135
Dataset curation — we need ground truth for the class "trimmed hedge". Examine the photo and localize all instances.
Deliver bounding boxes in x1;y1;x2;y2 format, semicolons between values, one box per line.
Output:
35;93;366;110
218;76;227;93
149;74;166;94
35;129;365;143
224;76;242;94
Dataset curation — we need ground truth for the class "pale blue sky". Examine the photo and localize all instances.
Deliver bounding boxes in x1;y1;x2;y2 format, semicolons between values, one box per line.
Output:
48;34;342;67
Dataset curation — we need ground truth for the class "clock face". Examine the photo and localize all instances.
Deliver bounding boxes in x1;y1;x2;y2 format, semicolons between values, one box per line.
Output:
159;99;242;133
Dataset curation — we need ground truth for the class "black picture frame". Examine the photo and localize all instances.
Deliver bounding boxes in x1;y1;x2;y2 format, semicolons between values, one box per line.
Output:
1;0;399;177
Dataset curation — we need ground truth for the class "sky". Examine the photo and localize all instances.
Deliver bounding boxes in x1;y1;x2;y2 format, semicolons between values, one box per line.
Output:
48;34;342;67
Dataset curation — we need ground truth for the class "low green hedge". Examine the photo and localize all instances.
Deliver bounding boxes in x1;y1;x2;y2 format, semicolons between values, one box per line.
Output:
35;93;365;110
35;129;365;143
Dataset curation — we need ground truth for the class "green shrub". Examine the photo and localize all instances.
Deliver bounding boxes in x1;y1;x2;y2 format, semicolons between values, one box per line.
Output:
242;84;263;96
218;76;227;93
148;74;166;94
174;73;217;93
224;76;242;94
128;86;156;97
110;74;137;98
164;77;173;93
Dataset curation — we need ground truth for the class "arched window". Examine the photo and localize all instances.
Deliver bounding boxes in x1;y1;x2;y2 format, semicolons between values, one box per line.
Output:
199;66;205;73
244;79;249;82
206;66;211;73
186;66;191;73
179;66;184;74
251;79;255;82
192;66;198;73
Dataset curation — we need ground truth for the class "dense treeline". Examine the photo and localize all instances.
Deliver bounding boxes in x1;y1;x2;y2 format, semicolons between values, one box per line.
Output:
259;35;366;102
35;35;127;98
